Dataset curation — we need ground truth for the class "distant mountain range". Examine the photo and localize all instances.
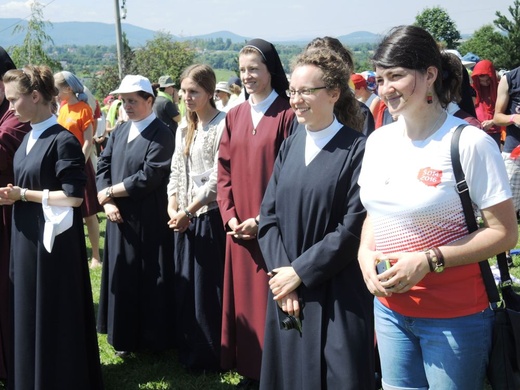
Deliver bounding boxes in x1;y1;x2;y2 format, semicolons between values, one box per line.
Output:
0;18;382;47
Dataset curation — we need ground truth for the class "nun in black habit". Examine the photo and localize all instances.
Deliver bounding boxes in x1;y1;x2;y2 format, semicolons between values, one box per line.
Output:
96;75;175;354
257;48;374;389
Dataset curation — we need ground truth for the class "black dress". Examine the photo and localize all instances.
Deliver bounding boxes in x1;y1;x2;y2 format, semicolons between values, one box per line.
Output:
10;124;103;389
96;118;176;352
0;97;31;380
258;126;374;390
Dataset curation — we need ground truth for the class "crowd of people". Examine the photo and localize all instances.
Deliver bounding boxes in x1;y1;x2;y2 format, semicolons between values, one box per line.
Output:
0;24;519;390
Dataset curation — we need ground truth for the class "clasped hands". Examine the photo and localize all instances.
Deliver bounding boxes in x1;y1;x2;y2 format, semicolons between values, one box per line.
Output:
167;209;190;233
0;184;22;205
358;250;430;297
268;266;302;317
227;217;257;240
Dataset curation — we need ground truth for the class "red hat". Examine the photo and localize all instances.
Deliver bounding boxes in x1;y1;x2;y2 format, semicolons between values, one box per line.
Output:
351;74;367;89
103;95;115;105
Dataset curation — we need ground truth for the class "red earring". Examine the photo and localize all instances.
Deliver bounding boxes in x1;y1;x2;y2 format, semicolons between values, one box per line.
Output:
427;90;433;104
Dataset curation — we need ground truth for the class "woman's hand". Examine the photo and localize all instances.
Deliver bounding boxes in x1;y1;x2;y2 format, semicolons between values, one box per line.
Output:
358;248;393;297
375;251;430;294
268;266;302;300
103;202;123;223
481;120;495;131
277;290;300;318
0;185;16;205
167;210;190;233
227;217;258;240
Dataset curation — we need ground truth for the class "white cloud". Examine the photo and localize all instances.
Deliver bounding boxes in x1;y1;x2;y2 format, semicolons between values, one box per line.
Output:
0;0;32;17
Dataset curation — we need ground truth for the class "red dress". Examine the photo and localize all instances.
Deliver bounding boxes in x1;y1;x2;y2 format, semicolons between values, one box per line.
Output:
217;96;295;380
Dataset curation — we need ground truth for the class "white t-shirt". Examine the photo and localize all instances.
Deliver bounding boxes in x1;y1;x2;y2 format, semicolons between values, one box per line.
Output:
359;114;511;254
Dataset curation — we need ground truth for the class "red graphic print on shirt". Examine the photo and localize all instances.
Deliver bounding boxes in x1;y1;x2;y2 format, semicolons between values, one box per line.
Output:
417;167;442;187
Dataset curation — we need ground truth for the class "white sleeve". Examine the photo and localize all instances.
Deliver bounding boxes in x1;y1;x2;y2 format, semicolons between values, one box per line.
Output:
460;126;512;209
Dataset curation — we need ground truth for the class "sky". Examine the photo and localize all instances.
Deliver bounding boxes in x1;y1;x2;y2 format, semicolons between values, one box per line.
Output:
0;0;516;41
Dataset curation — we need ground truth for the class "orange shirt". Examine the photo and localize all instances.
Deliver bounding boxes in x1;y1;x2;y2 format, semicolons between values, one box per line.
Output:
57;101;93;145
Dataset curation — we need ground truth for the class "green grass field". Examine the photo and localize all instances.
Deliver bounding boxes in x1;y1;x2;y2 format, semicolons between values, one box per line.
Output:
214;69;238;84
88;215;240;389
0;214;516;389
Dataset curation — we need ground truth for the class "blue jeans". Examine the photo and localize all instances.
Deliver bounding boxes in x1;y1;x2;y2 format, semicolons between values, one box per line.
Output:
374;298;494;390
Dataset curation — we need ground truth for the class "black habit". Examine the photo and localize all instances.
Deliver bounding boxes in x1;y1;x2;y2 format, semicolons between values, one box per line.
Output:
258;126;374;390
96;118;176;352
10;125;103;389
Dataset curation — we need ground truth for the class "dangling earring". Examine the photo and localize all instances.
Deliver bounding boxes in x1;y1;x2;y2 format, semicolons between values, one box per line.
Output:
427;90;433;104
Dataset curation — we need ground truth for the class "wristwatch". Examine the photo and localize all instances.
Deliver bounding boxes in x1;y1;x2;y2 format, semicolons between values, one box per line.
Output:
184;209;194;220
430;247;445;273
105;186;113;199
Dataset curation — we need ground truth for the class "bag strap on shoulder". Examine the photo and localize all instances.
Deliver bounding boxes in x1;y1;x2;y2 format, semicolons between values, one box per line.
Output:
450;124;503;307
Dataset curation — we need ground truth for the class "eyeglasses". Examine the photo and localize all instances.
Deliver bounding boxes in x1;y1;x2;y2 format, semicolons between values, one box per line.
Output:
285;86;327;98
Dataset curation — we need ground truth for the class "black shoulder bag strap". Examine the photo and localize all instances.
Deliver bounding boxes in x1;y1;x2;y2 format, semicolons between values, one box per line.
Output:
451;124;502;306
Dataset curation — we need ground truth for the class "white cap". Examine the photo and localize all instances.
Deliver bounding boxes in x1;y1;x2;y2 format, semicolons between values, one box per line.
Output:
215;81;231;94
445;49;476;69
110;75;154;95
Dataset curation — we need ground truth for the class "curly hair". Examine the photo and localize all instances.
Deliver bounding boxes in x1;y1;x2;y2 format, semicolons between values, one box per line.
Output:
292;48;363;132
305;36;354;71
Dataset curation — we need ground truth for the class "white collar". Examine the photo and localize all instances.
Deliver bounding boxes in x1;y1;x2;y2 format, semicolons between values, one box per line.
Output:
305;117;342;140
128;112;156;142
132;112;156;132
249;89;278;113
31;115;58;136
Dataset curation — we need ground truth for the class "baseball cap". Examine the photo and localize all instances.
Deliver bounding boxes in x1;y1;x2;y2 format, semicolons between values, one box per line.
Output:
103;95;115;105
158;75;175;88
228;76;242;88
445;49;476;69
351;74;367;89
110;75;154;95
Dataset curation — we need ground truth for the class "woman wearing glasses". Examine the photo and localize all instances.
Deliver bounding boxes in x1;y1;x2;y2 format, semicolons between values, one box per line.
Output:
257;47;373;389
217;38;295;385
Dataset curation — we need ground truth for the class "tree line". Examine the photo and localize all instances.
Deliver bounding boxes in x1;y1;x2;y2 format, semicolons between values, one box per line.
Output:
9;1;520;99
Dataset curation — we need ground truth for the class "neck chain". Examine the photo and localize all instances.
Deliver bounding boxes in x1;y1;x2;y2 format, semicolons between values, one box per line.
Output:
409;110;446;141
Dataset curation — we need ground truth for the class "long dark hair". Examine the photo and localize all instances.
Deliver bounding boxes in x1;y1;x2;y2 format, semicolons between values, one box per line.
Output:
372;25;461;108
